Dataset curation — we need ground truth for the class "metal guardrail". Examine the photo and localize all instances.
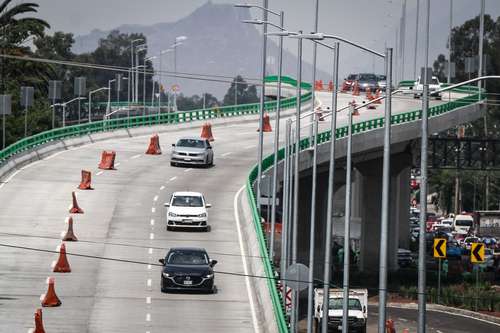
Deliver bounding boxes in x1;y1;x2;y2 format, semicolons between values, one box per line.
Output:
246;92;483;333
0;76;312;165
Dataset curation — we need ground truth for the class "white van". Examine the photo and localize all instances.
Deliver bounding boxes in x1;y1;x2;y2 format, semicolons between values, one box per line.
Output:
453;214;474;234
314;288;367;333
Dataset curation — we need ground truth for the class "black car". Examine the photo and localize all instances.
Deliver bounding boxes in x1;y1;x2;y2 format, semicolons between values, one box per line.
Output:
159;247;217;293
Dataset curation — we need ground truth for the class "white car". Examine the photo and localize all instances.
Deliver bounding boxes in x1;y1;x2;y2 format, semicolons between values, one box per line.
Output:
165;192;211;231
412;76;442;100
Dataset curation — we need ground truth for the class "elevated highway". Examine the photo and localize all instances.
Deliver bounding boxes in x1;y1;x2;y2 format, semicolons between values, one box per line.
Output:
0;77;488;332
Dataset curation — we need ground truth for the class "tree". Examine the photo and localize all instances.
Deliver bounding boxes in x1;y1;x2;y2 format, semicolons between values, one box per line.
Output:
433;54;447;82
223;75;258;106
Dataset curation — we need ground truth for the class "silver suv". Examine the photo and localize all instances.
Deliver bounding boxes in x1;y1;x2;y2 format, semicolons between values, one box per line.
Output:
171;137;214;167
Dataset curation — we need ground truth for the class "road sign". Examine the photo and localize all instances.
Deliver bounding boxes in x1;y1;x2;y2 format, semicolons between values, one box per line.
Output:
0;95;11;115
433;238;446;258
48;80;62;100
471;243;485;263
20;86;34;107
284;263;309;291
74;77;86;96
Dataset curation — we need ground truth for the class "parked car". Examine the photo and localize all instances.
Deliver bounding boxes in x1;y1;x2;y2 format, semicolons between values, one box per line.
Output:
170;137;214;167
164;191;212;231
159;247;217;293
398;248;413;268
412;76;442;100
377;74;389;91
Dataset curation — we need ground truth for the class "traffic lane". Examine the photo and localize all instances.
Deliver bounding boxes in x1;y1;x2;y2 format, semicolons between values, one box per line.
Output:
368;305;500;332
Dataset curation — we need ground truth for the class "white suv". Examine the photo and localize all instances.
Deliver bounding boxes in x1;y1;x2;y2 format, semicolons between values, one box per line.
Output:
165;192;211;231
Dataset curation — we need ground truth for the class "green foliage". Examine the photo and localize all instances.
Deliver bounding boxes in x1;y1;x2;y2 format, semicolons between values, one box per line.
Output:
222;75;258;106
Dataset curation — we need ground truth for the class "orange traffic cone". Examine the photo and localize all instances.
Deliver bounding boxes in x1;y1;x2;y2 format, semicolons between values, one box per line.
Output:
352;81;360;96
341;81;349;92
200;122;215;141
41;277;61;307
98;151;116;170
402;329;409;333
32;308;45;333
385;319;395;333
145;134;162;155
62;216;78;241
366;87;374;100
78;170;93;190
52;243;71;273
375;88;382;104
328;80;334;92
69;191;84;214
257;113;272;132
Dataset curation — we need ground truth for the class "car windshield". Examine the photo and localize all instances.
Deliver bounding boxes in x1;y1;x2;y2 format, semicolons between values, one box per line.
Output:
172;195;203;207
347;74;357;80
167;250;209;265
329;298;362;311
378;75;386;80
456;219;472;227
177;139;205;148
431;78;439;85
358;74;377;81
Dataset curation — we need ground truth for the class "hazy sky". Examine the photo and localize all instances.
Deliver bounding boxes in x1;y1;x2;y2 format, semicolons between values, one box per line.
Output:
36;0;500;80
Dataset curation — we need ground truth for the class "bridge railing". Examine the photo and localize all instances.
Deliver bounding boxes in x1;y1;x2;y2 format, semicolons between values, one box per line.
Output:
246;91;484;332
0;76;311;166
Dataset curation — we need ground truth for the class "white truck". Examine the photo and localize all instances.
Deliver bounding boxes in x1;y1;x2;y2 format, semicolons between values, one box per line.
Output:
453;214;474;235
313;288;368;333
412;76;442;100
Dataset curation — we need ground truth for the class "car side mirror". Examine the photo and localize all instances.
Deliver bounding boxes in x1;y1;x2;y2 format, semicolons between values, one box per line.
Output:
171;143;176;147
210;259;218;267
207;146;212;149
159;258;165;265
164;203;170;207
363;306;366;313
205;204;212;208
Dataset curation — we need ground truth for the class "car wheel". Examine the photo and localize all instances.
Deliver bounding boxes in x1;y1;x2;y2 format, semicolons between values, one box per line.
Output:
211;285;217;294
170;161;176;167
413;94;419;99
166;225;172;231
209;156;214;166
204;225;211;232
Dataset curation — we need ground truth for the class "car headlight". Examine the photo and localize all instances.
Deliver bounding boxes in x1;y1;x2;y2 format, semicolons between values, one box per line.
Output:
204;273;214;279
168;212;177;217
198;213;207;217
162;272;171;278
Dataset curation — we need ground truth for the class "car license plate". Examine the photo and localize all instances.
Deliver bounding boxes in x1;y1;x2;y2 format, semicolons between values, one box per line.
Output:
183;280;193;285
182;219;192;223
184;158;191;161
337;326;342;330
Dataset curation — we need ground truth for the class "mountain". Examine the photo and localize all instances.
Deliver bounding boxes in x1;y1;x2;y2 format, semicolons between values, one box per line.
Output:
73;2;328;98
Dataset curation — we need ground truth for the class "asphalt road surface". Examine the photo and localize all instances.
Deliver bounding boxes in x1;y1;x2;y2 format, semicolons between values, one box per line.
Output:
0;90;473;332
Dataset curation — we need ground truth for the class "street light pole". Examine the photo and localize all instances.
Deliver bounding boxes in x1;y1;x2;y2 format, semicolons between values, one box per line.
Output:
448;0;453;84
418;1;431;333
341;102;355;333
291;31;303;333
309;0;319;141
88;87;110;123
413;0;420;79
377;47;393;333
256;0;269;208
107;79;116;117
321;42;340;333
269;10;284;266
478;0;485;95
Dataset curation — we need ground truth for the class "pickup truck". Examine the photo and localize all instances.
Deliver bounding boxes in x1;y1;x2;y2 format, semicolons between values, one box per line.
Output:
412;76;442;100
314;288;368;333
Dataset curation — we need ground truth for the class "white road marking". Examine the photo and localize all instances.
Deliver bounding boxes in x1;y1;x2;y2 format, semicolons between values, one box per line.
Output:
148;248;153;255
115;162;121;167
184;168;192;173
160;185;165;190
147;279;152;287
234;185;260;333
150;219;155;226
169;176;177;181
398;318;408;322
147;264;152;270
131;154;142;159
149;233;154;240
146;313;151;322
96;171;104;176
221;152;232;157
20;160;41;170
244;145;256;149
151;207;156;213
146;296;151;304
153;195;158;202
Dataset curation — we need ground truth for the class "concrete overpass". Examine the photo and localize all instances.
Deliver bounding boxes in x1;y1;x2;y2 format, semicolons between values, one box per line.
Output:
0;77;485;332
